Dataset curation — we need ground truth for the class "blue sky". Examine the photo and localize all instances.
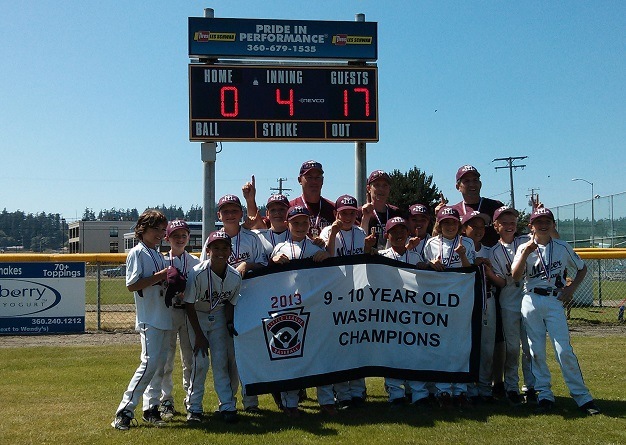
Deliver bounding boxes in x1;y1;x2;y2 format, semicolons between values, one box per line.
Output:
1;1;624;221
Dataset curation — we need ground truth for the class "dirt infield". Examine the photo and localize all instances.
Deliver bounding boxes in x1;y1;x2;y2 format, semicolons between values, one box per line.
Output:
1;324;625;348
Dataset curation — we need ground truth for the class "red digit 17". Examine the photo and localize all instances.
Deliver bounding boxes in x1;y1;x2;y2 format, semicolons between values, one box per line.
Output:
343;88;370;117
276;88;294;116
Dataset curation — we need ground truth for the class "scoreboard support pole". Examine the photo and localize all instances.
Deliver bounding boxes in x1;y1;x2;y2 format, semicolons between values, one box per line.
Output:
201;142;217;243
354;13;367;205
201;7;217;244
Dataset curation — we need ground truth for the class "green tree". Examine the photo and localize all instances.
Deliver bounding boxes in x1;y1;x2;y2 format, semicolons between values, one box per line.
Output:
387;166;441;215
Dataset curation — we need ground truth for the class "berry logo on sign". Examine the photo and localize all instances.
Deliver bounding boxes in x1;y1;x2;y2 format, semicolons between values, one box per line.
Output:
0;279;61;317
262;307;310;360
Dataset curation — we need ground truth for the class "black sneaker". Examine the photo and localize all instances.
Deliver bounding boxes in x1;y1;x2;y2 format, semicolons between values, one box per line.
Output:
453;393;471;409
579;401;601;416
337;399;352;410
506;391;523;407
221;410;239;423
437;392;453;408
244;406;261;414
535;399;554;414
389;397;405;410
186;411;203;423
143;406;166;426
351;396;365;407
525;387;538;404
492;382;506;400
160;400;175;420
412;397;431;409
111;409;136;430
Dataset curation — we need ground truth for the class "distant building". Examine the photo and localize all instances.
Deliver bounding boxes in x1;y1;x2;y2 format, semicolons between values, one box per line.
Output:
68;220;135;253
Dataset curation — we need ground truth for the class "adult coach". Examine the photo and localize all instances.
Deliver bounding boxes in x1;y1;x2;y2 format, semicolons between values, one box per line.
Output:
452;165;504;248
289;160;335;238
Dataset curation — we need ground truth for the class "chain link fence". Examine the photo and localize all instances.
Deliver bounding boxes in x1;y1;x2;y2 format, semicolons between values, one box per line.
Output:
553;190;626;248
88;254;626;332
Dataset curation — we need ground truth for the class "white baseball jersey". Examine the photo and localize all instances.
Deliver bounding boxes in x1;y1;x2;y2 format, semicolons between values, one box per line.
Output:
378;247;424;265
320;225;368;256
200;227;268;267
184;260;241;313
513;238;585;292
490;235;530;311
255;228;290;257
126;242;172;331
422;235;476;267
164;250;201;306
271;238;325;260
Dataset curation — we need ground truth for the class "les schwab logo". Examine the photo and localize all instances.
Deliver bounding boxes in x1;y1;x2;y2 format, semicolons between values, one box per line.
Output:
194;31;236;42
262;307;310;361
332;34;373;45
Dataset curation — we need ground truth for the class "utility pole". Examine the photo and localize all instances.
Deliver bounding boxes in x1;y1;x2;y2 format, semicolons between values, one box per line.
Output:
527;188;540;209
270;178;292;196
493;156;527;208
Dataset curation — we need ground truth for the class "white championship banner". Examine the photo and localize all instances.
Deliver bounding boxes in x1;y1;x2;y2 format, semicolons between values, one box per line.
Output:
235;255;483;396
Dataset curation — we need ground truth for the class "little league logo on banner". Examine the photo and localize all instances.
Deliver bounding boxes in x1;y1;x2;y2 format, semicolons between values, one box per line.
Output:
262;306;310;360
234;256;483;396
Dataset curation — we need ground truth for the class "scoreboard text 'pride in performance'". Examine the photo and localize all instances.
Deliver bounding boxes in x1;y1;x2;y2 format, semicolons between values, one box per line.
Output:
189;64;378;142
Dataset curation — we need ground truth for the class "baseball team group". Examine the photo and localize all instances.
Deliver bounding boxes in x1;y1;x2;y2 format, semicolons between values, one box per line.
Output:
111;160;601;431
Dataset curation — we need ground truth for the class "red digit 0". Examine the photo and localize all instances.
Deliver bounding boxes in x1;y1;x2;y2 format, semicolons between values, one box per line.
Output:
220;86;239;117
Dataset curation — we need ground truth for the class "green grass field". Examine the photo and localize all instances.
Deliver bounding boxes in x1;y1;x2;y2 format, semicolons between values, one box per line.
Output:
1;335;625;445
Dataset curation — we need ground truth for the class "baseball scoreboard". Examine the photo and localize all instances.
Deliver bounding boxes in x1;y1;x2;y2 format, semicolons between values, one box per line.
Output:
188;17;378;142
189;64;378;142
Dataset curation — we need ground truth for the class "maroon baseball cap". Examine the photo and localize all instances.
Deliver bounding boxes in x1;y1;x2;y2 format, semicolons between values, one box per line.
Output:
436;206;461;223
266;194;289;208
530;207;555;223
218;194;242;210
206;230;231;247
287;205;310;221
385;216;409;233
493;206;520;221
367;169;391;185
335;194;358;212
409;204;430;217
460;211;491;226
456;165;480;182
299;160;324;176
166;219;190;237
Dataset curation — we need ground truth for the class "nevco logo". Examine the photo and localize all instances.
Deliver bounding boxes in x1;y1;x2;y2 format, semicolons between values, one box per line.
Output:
0;279;61;317
262;307;310;361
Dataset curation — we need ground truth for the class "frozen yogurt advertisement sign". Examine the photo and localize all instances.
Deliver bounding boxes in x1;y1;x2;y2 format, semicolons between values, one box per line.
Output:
0;262;85;335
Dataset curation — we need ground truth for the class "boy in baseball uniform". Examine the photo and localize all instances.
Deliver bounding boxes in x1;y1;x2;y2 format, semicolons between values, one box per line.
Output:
320;195;376;408
378;217;431;408
360;170;403;250
489;206;536;405
256;194;292;258
270;206;335;417
512;207;600;415
112;210;171;430
422;206;475;408
461;211;500;403
146;220;200;419
184;231;242;423
200;194;268;413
